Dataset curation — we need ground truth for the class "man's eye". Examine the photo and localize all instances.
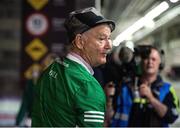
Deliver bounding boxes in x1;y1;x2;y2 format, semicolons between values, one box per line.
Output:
99;37;105;40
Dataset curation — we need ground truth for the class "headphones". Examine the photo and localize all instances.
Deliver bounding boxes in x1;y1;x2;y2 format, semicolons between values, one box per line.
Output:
159;49;165;71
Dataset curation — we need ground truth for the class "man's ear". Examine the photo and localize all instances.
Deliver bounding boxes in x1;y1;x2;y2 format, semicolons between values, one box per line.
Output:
74;34;84;50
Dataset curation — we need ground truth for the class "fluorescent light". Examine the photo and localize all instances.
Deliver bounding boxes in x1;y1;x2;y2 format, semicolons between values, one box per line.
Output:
169;0;179;3
113;1;169;46
144;1;169;19
133;4;180;42
113;17;145;46
125;41;134;51
144;19;155;28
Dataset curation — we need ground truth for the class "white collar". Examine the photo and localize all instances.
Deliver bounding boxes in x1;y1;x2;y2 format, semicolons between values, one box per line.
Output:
66;52;94;75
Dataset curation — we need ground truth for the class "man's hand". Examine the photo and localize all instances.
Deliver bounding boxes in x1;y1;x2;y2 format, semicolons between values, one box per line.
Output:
139;82;154;101
139;82;167;117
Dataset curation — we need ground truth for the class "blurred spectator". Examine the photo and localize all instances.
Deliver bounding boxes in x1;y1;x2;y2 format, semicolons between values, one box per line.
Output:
15;53;57;126
103;81;115;126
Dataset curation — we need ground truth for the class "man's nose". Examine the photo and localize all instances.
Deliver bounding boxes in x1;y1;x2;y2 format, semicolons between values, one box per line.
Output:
105;39;112;49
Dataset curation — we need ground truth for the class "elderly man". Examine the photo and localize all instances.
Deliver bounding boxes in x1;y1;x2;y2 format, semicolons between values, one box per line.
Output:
31;7;115;127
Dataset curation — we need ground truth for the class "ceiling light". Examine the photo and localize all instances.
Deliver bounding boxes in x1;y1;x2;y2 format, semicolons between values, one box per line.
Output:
169;0;179;3
144;19;155;28
113;1;169;46
133;4;180;42
113;17;145;46
144;1;169;19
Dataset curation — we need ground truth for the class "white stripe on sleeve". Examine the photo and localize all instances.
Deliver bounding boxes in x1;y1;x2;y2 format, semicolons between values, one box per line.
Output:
84;111;104;115
84;111;104;123
84;119;104;123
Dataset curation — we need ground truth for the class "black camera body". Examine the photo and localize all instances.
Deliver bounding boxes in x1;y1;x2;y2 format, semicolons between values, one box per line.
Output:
105;44;164;85
114;45;151;84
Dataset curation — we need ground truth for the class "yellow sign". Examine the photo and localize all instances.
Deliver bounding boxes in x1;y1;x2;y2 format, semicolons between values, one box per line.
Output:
27;0;49;10
24;63;42;79
25;38;48;61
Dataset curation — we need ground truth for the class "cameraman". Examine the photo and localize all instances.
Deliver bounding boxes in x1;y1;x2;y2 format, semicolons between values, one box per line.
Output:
111;45;179;127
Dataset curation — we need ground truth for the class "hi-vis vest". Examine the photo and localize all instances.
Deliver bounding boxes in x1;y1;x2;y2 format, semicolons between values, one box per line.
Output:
111;82;172;127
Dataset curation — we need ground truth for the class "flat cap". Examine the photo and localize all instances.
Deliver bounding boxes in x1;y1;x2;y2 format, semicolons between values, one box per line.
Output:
64;7;115;42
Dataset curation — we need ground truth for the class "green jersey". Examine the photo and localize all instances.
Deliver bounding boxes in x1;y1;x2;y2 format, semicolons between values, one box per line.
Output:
32;58;106;127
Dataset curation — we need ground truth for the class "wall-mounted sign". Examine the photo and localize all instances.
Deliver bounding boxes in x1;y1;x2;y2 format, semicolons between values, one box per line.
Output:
27;0;49;10
21;0;75;86
25;38;48;61
24;63;42;79
26;13;49;36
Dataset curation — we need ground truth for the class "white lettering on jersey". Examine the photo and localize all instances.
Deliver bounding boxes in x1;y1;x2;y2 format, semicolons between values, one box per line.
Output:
49;70;57;78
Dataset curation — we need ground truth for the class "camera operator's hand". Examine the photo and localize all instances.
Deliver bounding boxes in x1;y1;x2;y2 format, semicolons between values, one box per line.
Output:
139;82;167;117
139;82;154;101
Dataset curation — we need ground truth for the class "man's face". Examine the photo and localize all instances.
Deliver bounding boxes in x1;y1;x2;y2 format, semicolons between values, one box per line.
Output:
142;49;161;75
80;24;112;67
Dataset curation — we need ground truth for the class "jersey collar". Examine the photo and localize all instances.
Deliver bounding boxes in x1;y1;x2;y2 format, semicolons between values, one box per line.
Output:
66;52;94;75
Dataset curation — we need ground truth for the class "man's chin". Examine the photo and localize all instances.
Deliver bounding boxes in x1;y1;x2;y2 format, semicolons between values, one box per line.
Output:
95;59;106;67
146;70;156;75
101;59;106;64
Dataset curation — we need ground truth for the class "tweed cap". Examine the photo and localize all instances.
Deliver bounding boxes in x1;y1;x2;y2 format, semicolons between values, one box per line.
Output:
64;7;115;42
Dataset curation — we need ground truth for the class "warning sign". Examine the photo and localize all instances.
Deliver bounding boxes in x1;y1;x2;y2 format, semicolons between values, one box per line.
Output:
21;0;73;85
27;0;49;10
26;13;49;36
24;63;42;79
25;38;48;61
